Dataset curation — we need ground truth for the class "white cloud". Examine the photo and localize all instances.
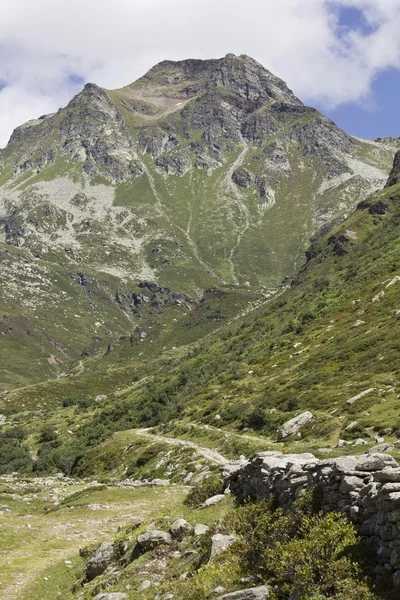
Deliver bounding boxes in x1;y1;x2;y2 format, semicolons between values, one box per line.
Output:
0;0;399;147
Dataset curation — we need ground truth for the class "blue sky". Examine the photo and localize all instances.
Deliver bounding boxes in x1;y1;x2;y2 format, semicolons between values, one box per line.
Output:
0;0;400;146
318;5;400;138
322;68;400;139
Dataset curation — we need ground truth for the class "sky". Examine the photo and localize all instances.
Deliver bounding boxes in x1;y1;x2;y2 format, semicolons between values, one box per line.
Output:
0;0;400;148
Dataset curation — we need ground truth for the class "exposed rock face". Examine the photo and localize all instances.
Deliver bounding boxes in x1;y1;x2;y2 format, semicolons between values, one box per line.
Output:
276;411;314;440
216;586;270;600
386;150;400;187
225;451;400;587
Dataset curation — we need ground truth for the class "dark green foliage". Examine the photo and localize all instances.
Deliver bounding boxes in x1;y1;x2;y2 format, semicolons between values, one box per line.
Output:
223;492;378;599
0;427;32;473
184;475;223;507
39;427;58;443
241;407;268;430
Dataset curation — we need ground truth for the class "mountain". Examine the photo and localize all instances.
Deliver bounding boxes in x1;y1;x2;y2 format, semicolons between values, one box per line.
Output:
0;53;399;390
3;56;400;600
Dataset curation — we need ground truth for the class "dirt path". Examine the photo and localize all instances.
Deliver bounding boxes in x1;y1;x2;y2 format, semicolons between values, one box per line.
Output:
134;428;228;465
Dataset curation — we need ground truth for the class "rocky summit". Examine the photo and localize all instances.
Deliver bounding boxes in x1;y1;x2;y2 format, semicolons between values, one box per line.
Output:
2;54;400;600
0;53;399;388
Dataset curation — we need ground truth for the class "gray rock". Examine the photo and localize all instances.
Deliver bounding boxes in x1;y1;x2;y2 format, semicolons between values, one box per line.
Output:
202;494;226;507
169;519;193;540
357;453;398;471
94;594;127;600
137;580;151;592
336;439;350;448
86;542;116;580
216;586;270;599
277;411;314;440
353;438;368;446
137;530;172;552
369;443;394;454
347;388;376;405
339;475;364;494
149;479;170;487
375;468;400;483
194;523;210;536
213;587;227;595
210;534;239;560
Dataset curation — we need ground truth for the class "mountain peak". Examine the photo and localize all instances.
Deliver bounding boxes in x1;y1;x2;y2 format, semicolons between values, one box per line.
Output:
121;54;302;108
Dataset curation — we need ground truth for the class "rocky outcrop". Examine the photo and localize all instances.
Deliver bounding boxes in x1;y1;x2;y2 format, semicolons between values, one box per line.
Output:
386;150;400;187
225;451;400;587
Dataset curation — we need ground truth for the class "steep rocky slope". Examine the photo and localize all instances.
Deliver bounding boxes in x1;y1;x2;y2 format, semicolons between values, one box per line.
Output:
0;54;398;389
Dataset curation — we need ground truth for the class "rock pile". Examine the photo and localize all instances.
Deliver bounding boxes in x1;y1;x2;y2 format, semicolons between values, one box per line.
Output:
225;451;400;587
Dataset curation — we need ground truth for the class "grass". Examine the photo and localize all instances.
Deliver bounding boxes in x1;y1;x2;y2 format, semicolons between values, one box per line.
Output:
0;475;232;600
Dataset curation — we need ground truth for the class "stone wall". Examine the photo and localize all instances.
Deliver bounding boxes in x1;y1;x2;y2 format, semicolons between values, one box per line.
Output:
223;451;400;587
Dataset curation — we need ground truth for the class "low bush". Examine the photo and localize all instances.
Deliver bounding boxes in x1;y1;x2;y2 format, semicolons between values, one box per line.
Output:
221;491;377;599
184;475;223;507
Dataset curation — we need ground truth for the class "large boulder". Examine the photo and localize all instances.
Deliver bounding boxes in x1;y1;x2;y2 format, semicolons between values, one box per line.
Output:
169;519;193;540
137;530;172;552
86;542;116;581
216;586;270;599
277;411;314;440
210;534;239;560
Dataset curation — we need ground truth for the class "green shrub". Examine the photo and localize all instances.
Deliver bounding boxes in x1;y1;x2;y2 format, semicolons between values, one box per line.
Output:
184;475;223;507
0;437;32;473
222;492;377;599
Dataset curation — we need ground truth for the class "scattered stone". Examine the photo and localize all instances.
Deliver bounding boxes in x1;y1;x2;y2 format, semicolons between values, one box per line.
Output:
352;320;365;328
210;534;239;560
94;593;127;600
194;524;210;536
202;494;226;507
169;519;193;540
137;530;172;552
137;580;151;592
336;439;350;448
352;438;368;446
386;276;400;288
345;421;358;432
372;291;385;302
347;388;376;405
369;444;394;454
95;395;107;402
86;542;116;581
213;587;227;595
277;411;314;440
215;586;270;599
